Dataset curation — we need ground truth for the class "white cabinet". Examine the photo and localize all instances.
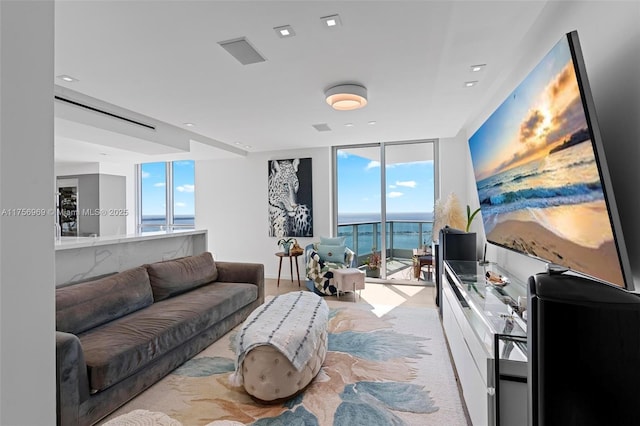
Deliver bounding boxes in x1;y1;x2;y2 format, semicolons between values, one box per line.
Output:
442;261;528;426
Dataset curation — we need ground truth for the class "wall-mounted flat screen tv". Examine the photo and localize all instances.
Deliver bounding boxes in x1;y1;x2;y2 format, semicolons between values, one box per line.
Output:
468;31;633;289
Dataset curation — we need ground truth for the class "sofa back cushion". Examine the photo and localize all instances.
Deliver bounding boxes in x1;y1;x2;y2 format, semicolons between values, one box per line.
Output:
56;266;153;334
146;252;218;301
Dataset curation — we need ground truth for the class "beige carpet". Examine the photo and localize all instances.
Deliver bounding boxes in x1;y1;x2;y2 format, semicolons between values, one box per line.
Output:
100;291;468;426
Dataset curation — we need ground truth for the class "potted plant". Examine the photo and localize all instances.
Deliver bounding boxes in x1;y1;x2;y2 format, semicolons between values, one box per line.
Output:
365;248;381;278
277;237;296;255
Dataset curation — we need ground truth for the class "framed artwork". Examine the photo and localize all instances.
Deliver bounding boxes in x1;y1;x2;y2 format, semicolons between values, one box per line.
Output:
268;157;313;237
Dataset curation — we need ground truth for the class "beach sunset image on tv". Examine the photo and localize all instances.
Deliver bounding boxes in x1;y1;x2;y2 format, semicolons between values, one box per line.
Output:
468;36;625;287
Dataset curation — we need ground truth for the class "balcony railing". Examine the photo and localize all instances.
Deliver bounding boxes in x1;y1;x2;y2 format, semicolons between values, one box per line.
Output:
337;220;433;266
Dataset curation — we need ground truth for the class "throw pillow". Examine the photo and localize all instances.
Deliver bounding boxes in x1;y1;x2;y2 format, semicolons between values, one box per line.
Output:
317;244;346;263
320;236;346;246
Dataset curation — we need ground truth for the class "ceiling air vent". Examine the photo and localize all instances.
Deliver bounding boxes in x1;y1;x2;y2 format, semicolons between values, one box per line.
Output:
54;95;156;130
218;37;266;65
312;123;332;132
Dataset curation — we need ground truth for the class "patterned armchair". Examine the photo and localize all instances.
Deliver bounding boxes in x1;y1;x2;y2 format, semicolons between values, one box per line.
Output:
304;242;356;296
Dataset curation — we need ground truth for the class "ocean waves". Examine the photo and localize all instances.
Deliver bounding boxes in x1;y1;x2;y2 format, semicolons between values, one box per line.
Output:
480;181;604;215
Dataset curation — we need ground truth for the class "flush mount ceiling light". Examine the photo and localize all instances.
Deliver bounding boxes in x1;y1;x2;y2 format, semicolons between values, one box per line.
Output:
321;14;342;28
325;84;368;110
464;81;478;88
470;64;486;72
274;25;296;38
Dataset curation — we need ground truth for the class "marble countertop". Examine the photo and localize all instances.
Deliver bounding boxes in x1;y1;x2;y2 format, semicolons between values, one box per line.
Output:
55;229;207;250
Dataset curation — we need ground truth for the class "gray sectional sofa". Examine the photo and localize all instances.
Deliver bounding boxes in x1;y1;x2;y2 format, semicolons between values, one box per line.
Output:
55;252;264;426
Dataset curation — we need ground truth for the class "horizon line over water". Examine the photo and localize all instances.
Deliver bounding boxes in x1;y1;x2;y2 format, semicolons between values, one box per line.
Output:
338;211;433;225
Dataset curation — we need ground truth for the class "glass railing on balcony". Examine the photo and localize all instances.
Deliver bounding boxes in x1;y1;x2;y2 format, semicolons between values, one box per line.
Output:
337;220;433;266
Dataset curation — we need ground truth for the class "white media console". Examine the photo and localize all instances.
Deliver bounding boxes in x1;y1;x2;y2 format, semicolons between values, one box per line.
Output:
441;260;528;426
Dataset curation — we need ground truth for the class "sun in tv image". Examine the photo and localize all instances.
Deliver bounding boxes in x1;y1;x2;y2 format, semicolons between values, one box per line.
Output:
468;36;624;287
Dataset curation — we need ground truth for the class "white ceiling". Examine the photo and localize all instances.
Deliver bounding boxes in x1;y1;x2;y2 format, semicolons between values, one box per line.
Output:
54;0;549;165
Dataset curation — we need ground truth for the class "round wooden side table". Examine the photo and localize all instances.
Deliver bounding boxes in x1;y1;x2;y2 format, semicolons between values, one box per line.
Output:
276;252;302;287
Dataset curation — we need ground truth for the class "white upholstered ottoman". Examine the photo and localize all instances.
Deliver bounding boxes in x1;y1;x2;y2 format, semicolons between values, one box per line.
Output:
332;268;365;301
230;291;329;403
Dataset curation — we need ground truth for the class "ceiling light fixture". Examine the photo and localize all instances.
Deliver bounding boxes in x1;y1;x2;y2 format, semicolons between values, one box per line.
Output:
470;64;486;72
368;120;377;125
344;123;354;127
57;74;79;83
183;122;195;127
464;81;478;87
325;84;368;111
321;14;342;28
274;25;296;38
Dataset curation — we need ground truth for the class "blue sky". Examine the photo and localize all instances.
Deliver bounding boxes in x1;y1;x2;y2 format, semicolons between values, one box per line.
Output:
141;160;195;217
468;36;579;181
337;150;434;214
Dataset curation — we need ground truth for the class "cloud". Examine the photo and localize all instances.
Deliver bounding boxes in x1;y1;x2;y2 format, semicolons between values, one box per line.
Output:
175;202;186;208
519;109;545;143
176;184;195;193
141;171;150;178
365;161;380;170
153;182;166;187
395;180;417;188
388;184;397;189
174;160;193;166
337;150;349;158
387;192;403;198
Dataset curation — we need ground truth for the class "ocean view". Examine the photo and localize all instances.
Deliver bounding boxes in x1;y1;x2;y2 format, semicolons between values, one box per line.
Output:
338;212;434;256
141;215;195;231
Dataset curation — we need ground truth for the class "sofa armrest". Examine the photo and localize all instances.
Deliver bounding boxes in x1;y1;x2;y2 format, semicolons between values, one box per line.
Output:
56;331;89;426
216;262;264;304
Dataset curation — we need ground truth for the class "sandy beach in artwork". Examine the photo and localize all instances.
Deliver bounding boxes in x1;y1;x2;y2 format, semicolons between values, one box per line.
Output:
487;203;624;286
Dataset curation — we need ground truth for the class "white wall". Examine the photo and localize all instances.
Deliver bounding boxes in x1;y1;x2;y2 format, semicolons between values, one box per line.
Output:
0;1;55;423
196;147;332;279
465;1;640;285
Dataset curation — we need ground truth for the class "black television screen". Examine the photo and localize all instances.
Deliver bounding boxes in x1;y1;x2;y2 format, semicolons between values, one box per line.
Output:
468;31;633;289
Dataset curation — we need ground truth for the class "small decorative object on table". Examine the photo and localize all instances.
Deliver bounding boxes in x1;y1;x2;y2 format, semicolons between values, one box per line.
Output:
290;240;304;256
277;237;296;255
485;270;509;286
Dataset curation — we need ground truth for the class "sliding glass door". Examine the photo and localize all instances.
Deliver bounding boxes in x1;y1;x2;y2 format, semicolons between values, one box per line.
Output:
335;140;436;282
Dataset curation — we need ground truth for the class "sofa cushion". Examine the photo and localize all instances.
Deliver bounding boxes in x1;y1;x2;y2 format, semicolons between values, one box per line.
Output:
56;267;153;335
80;281;257;392
146;252;219;301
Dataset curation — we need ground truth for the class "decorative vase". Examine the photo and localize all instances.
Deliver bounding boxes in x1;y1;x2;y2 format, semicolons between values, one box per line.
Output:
282;242;291;255
366;268;380;278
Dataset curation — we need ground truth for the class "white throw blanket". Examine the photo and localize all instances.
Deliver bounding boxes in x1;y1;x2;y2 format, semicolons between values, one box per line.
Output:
229;291;329;386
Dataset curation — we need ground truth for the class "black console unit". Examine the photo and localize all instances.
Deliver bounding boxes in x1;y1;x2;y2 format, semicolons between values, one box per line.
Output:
528;273;640;426
436;226;476;315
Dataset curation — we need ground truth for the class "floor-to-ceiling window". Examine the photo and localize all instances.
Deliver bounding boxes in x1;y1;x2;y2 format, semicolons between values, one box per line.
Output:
335;140;436;282
137;160;195;232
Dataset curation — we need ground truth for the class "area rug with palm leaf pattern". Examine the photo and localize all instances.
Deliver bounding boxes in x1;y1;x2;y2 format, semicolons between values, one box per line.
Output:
100;298;468;426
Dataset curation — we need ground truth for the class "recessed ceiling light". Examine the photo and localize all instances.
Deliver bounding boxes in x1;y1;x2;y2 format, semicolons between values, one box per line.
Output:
235;142;242;145
368;121;377;125
183;122;195;127
344;123;354;127
464;81;478;88
244;145;252;149
470;64;486;72
57;74;78;83
321;14;342;28
274;25;295;38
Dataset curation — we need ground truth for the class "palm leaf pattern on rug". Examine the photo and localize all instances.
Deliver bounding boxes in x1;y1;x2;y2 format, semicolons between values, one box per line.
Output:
101;303;467;426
